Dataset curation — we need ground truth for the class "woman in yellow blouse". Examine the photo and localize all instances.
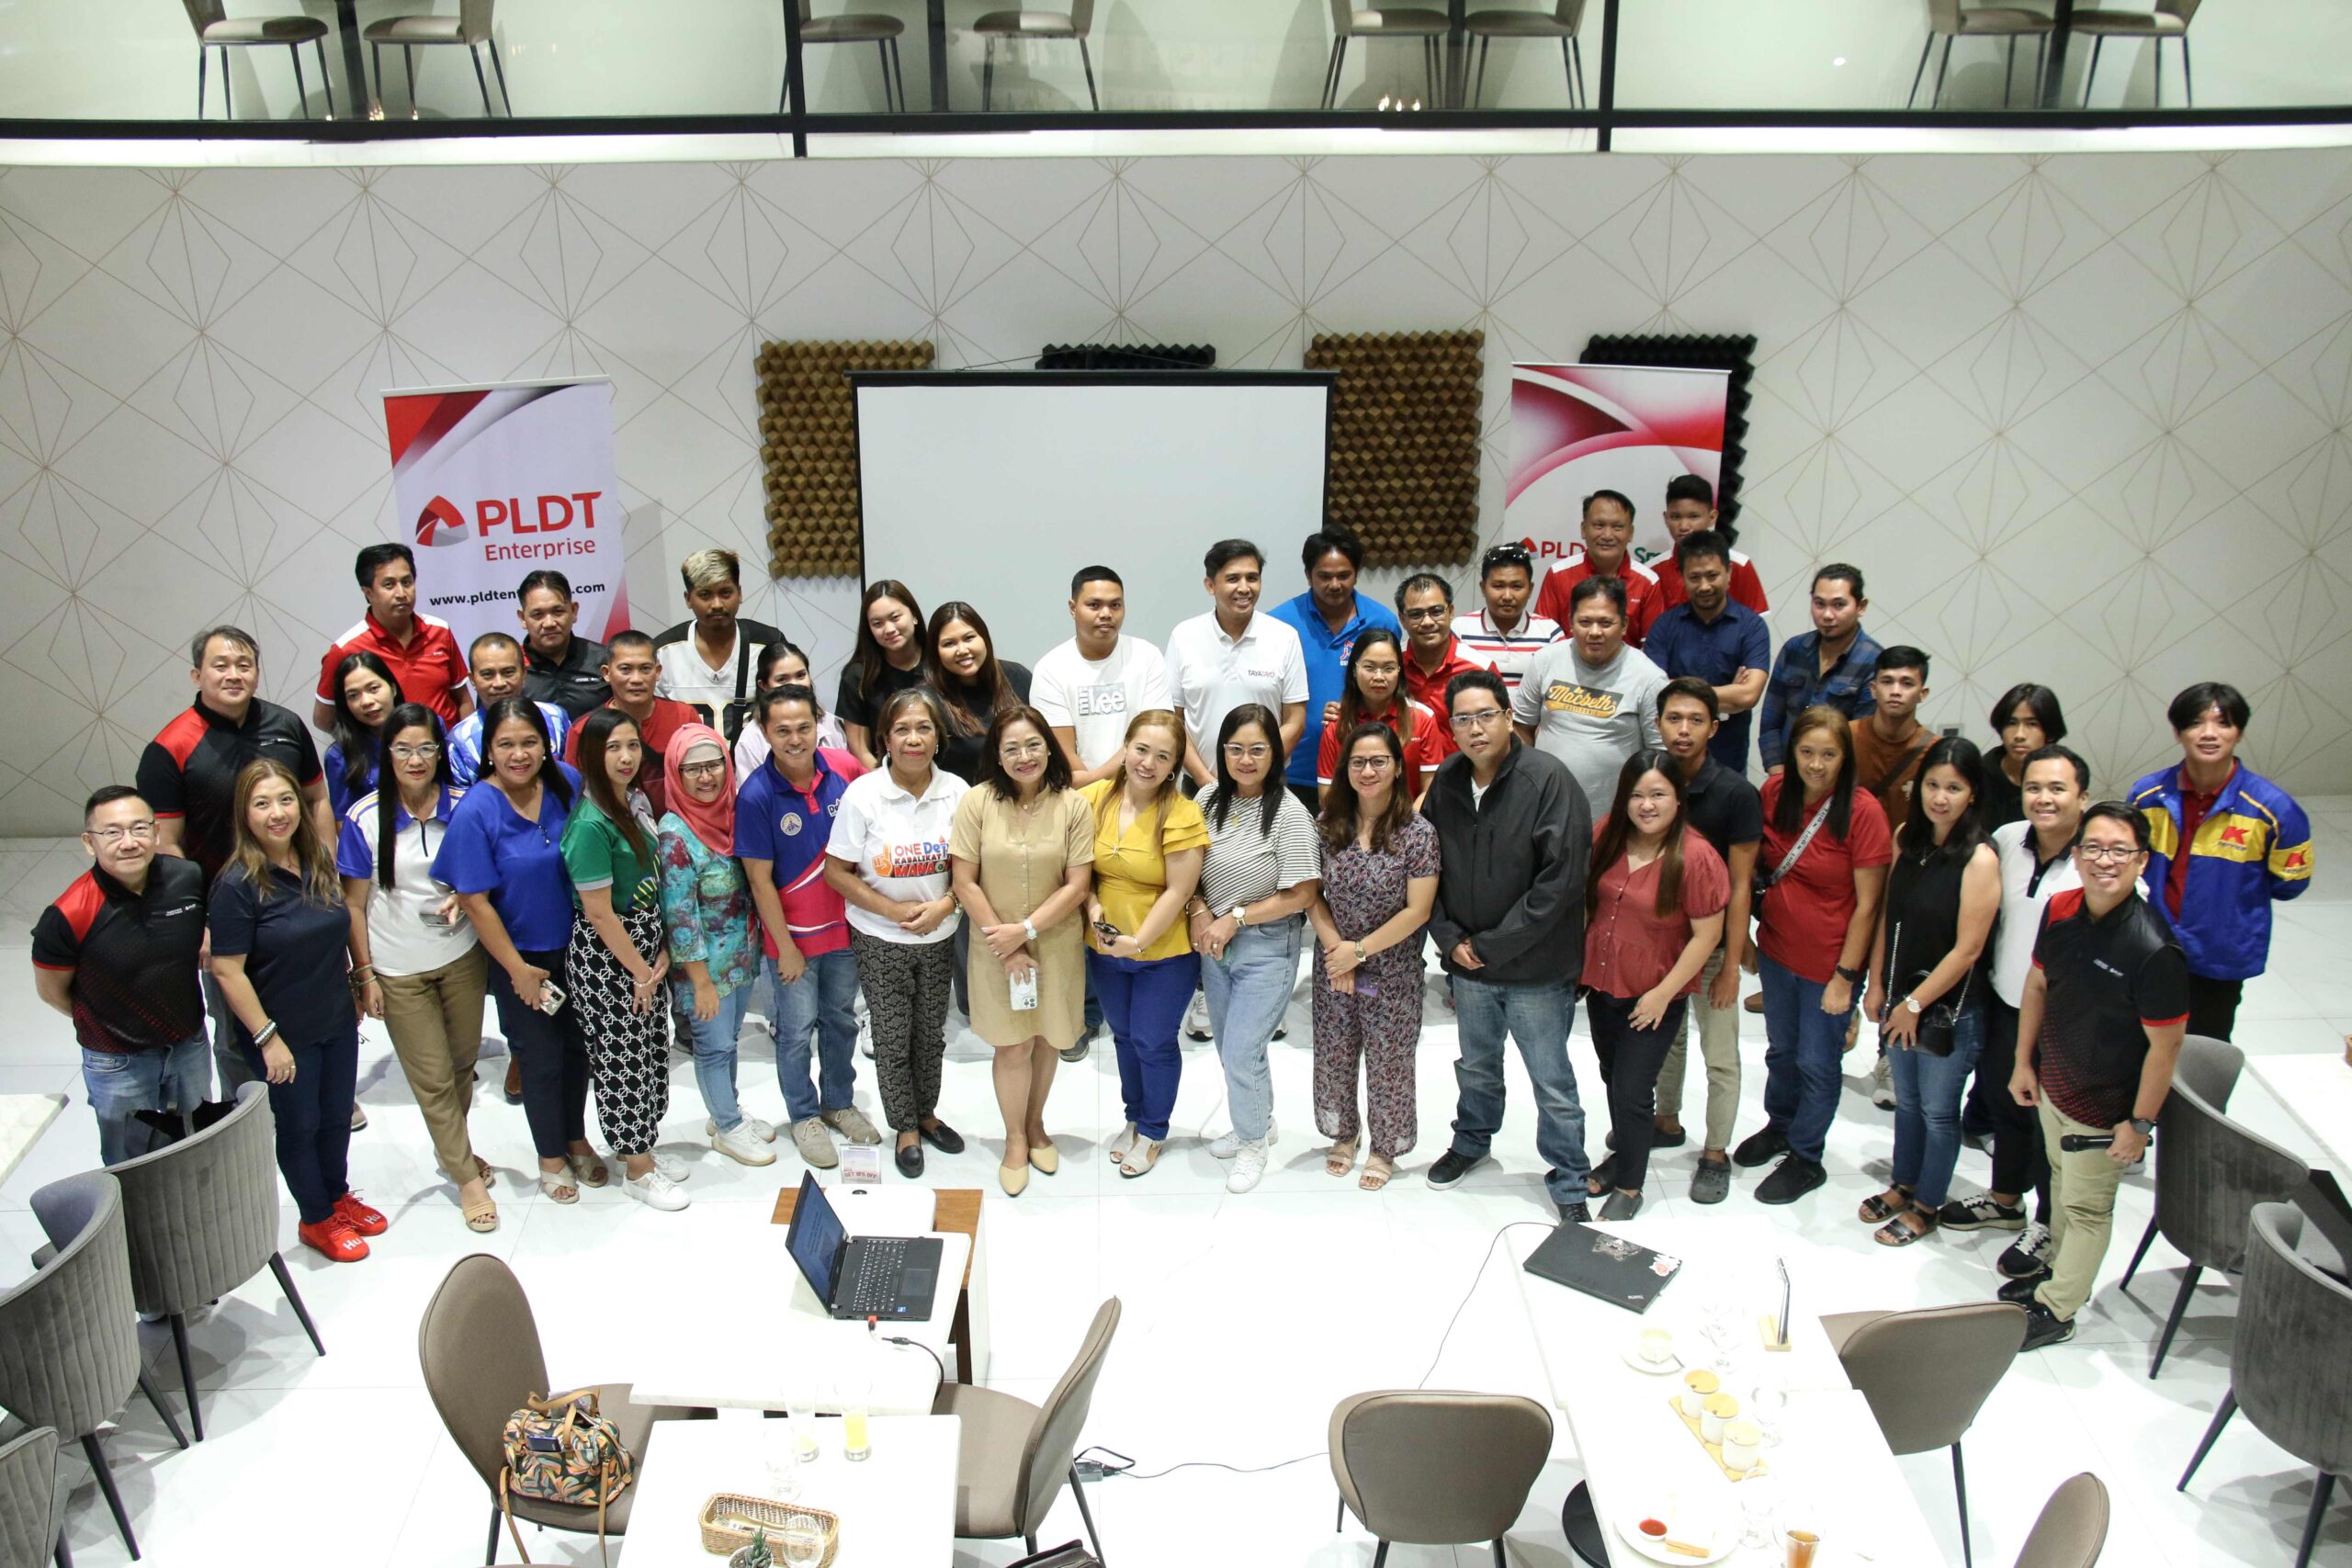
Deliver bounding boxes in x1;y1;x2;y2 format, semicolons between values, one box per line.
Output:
1080;709;1206;1179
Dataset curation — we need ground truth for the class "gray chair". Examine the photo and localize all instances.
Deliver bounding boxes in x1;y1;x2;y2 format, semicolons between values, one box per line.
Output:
1330;1390;1553;1565
1823;1303;2027;1568
365;0;512;118
1323;0;1449;110
419;1254;702;1565
107;1082;324;1442
786;1;909;115
0;1426;70;1568
977;1;1097;111
2119;1033;2243;1286
2075;0;2203;107
0;1171;190;1560
1462;1;1588;109
931;1297;1119;1561
178;0;334;120
2125;1080;2307;1381
2179;1202;2351;1568
1908;0;2053;108
2013;1472;2109;1568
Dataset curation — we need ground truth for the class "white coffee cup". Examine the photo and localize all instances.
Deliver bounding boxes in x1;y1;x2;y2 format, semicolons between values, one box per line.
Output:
1639;1328;1674;1365
1678;1387;1707;1417
1721;1420;1761;1472
1700;1394;1738;1443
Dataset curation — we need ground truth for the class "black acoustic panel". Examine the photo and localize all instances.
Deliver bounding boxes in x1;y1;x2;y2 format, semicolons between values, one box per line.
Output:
1582;333;1758;544
1035;344;1216;370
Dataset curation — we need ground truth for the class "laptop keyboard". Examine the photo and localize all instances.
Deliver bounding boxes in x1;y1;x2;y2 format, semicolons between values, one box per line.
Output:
844;1237;909;1314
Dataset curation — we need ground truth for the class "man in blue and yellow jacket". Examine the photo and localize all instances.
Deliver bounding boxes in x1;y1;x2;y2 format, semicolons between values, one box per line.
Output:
2129;682;2313;1041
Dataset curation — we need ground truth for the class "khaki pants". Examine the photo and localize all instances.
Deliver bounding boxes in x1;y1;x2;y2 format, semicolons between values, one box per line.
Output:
1656;949;1740;1152
379;946;490;1184
2036;1097;2127;1322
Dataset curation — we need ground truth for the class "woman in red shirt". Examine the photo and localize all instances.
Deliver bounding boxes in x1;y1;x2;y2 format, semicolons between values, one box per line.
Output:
1316;629;1442;804
1582;750;1729;1219
1733;705;1893;1204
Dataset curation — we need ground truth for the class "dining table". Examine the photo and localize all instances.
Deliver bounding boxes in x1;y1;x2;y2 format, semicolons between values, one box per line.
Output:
2246;1051;2352;1176
0;1093;64;1189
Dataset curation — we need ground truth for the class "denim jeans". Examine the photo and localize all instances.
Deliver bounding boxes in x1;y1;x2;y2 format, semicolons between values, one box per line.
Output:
1202;916;1301;1142
1758;953;1854;1164
202;970;255;1098
244;1030;359;1225
1585;989;1690;1196
82;1035;211;1167
772;949;860;1123
1447;974;1589;1205
681;981;755;1133
1090;949;1200;1141
1888;999;1987;1209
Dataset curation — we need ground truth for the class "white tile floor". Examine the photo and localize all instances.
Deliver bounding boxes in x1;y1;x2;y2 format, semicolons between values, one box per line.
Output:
5;800;2352;1568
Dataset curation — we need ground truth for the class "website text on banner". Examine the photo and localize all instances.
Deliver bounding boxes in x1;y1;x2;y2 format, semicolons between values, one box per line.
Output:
382;378;629;653
1507;363;1731;578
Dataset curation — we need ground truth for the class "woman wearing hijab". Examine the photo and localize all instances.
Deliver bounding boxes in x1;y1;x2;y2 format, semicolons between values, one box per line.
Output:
656;723;773;1168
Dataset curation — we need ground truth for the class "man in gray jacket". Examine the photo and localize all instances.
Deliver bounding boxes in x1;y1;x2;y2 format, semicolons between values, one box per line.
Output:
1422;669;1595;1220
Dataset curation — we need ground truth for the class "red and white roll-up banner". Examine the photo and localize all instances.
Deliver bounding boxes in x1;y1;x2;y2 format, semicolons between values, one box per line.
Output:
1507;362;1732;578
381;378;628;654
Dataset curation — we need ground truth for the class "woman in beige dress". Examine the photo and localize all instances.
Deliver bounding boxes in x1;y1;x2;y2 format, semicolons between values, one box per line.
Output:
949;703;1096;1195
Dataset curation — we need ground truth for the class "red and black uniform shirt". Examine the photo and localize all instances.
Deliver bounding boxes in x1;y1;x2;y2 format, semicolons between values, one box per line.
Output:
2030;887;2190;1130
30;856;208;1055
135;698;322;886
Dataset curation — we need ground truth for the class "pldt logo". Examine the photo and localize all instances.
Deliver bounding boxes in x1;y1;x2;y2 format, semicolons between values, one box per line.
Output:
415;496;470;547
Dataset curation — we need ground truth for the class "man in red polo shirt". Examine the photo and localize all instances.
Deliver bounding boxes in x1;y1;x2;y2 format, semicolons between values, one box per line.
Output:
313;544;470;730
1651;475;1770;615
1395;573;1490;760
562;629;697;818
1532;490;1664;647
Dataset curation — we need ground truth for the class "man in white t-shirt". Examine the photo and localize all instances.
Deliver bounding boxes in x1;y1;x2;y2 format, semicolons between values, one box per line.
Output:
1163;538;1307;791
1032;566;1173;786
652;547;775;736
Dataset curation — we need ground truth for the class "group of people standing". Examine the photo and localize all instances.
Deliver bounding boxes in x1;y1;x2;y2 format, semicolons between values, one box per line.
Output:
31;500;2314;1351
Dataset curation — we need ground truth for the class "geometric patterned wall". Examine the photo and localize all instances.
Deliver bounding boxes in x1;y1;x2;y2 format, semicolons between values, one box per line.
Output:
0;148;2347;833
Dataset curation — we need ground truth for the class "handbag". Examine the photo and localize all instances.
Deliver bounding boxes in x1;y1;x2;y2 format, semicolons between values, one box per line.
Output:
499;1387;635;1562
1753;793;1835;903
1888;919;1969;1058
718;633;756;747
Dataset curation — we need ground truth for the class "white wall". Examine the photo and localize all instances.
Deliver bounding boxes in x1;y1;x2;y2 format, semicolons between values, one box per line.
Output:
0;143;2347;833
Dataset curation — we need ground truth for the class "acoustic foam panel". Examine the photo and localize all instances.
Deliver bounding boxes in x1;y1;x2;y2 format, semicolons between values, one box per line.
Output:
1305;330;1484;567
755;339;936;579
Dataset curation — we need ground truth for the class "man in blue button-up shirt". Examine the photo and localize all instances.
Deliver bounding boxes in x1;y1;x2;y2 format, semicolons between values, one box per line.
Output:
1268;525;1400;806
1757;563;1880;775
1643;531;1771;773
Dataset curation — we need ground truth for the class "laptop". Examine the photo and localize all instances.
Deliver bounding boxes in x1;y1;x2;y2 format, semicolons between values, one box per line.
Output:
784;1171;944;1322
1521;1222;1682;1314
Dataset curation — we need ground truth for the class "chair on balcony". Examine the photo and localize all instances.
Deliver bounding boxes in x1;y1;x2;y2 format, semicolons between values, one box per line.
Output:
1462;1;1589;109
978;2;1099;111
178;0;334;120
786;1;910;115
1909;0;2053;108
365;0;513;118
1324;0;1449;110
2075;0;2204;108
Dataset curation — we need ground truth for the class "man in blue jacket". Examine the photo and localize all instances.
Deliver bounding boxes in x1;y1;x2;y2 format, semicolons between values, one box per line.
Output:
2128;682;2313;1041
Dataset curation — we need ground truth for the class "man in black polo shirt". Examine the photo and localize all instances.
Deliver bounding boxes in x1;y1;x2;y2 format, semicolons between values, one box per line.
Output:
32;786;210;1165
137;625;327;1097
1651;677;1763;1203
2007;800;2189;1350
517;569;612;717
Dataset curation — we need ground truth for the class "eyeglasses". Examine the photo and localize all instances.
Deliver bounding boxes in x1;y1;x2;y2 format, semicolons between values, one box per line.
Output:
1221;743;1272;761
2076;843;2144;864
86;822;156;845
390;743;442;762
1399;605;1451;624
1348;756;1396;773
678;760;729;780
1450;708;1508;730
1000;740;1049;761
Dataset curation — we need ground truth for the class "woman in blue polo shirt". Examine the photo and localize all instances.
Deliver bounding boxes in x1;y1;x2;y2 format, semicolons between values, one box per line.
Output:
209;757;379;1262
323;650;401;818
432;698;598;1202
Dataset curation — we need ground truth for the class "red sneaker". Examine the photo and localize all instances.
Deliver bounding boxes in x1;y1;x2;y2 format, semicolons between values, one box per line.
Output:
333;1191;389;1236
299;1217;369;1262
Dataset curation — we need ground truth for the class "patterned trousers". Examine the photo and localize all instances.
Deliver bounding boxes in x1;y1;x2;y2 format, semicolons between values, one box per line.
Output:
851;929;956;1132
1309;954;1423;1158
569;905;670;1156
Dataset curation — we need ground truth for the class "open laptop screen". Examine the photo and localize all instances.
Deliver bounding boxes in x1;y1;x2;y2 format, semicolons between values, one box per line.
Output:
786;1171;845;1303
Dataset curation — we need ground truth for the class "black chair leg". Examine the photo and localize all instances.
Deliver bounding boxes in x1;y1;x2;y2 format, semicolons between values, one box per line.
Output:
2180;35;2192;106
402;44;417;114
223;50;232;118
471;43;495;116
2033;33;2046;101
2294;1472;2336;1568
1906;34;1935;107
53;1527;72;1568
483;1500;502;1565
981;37;994;110
134;1370;187;1451
2085;35;2104;103
2003;34;2017;107
2179;1388;2237;1489
197;47;209;118
490;35;513;114
1952;1441;1972;1568
316;38;336;117
1328;38;1349;107
1079;38;1098;110
875;40;894;113
168;1311;205;1441
1570;36;1584;107
269;1251;326;1355
1336;1495;1344;1530
1422;37;1437;107
2149;1264;2202;1380
1069;1463;1107;1562
1492;1537;1509;1564
889;37;907;113
371;42;383;111
1024;1535;1038;1554
1373;1542;1390;1568
2120;1216;2158;1290
1931;36;1953;107
290;42;311;119
78;1435;137;1560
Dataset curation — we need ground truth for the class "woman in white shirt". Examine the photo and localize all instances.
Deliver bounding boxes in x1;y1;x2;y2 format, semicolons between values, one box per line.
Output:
824;685;971;1179
337;703;494;1231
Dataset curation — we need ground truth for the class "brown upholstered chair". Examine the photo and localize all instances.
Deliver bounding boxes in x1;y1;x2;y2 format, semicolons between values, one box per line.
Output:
1823;1302;2028;1568
2014;1472;2110;1568
364;0;511;117
178;0;334;120
1329;1389;1553;1565
931;1297;1120;1560
1323;0;1449;110
1908;0;2053;107
787;1;910;114
1462;1;1589;108
2075;0;2204;107
977;1;1098;111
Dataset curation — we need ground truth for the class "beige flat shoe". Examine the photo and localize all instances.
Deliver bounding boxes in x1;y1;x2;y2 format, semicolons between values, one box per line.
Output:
1118;1137;1162;1179
537;1168;578;1204
1028;1141;1059;1175
570;1151;608;1188
1000;1162;1029;1197
1326;1138;1359;1178
1359;1154;1394;1192
1107;1122;1137;1162
460;1187;499;1232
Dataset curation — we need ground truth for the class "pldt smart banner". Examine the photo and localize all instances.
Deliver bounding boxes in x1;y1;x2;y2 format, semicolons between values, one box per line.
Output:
1506;363;1732;579
381;378;628;651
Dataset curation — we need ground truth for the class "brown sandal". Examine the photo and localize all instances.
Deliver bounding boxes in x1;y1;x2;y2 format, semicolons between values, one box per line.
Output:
1858;1186;1913;1224
1873;1207;1937;1247
1359;1154;1394;1192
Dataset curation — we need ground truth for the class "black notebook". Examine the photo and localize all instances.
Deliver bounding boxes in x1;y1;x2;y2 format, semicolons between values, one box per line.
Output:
1522;1222;1683;1314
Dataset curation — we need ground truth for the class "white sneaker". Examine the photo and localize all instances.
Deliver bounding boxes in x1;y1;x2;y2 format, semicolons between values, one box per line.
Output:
1226;1139;1270;1193
1209;1116;1277;1159
1183;993;1212;1042
857;1010;876;1060
1871;1052;1896;1110
626;1169;689;1211
718;1114;778;1144
710;1122;776;1167
651;1151;690;1182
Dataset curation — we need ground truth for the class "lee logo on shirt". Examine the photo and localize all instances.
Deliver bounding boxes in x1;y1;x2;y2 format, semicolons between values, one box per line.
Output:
1543;682;1621;719
874;839;950;878
1074;686;1130;719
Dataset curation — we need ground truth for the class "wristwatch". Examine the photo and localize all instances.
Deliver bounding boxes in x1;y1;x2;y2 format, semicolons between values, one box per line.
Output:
2130;1117;2156;1138
1835;964;1866;985
1021;919;1038;943
1903;996;1923;1015
1229;905;1249;928
1353;941;1368;967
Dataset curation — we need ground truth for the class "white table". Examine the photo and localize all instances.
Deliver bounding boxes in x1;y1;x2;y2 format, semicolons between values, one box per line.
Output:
616;1188;970;1416
2246;1052;2352;1175
617;1413;959;1568
1511;1217;1947;1564
0;1094;64;1187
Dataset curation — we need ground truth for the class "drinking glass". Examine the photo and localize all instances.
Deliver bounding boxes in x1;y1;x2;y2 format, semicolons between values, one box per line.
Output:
785;1402;820;1466
1749;1381;1788;1446
778;1517;825;1568
763;1448;802;1503
1738;1480;1781;1549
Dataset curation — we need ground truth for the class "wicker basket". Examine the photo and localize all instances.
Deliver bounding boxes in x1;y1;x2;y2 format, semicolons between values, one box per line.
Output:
698;1492;841;1565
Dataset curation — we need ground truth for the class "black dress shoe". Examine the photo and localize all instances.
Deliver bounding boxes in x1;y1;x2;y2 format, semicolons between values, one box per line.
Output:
1996;1272;2048;1305
895;1141;925;1178
918;1120;965;1155
1731;1124;1790;1168
2018;1302;2075;1351
1555;1200;1591;1224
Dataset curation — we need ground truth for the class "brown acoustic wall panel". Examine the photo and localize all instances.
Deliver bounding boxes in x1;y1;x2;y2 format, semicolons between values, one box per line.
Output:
754;340;935;580
1305;330;1483;567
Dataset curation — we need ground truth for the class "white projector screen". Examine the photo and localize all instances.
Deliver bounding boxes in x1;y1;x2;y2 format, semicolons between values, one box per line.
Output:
852;371;1334;673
